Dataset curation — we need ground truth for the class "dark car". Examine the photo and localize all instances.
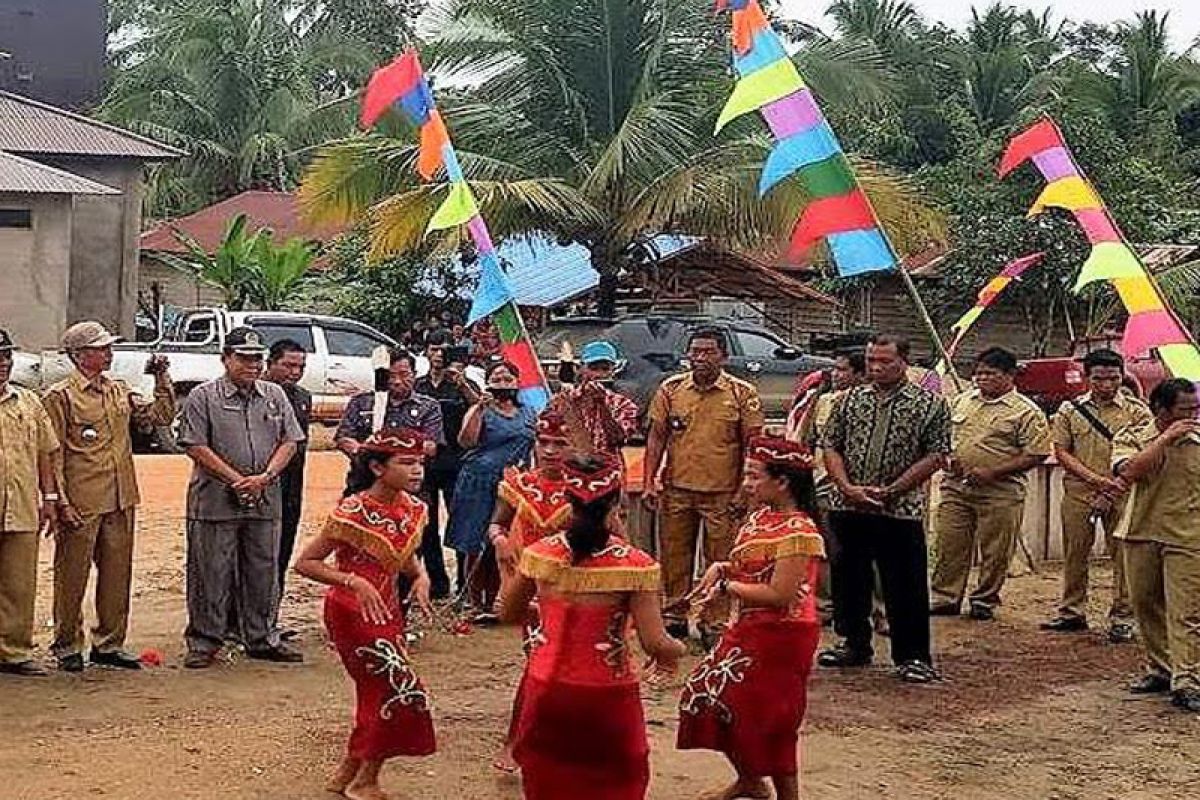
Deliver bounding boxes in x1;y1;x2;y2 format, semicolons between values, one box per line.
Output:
536;314;834;423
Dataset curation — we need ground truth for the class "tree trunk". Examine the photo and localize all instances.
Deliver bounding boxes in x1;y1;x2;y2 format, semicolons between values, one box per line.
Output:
597;272;619;318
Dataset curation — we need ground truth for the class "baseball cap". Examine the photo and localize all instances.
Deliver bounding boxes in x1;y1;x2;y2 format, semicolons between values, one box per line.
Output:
224;326;269;355
580;340;620;365
61;321;123;352
0;328;14;352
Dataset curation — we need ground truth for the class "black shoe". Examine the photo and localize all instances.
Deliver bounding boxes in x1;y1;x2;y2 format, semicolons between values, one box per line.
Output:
247;644;304;664
817;643;873;668
1040;615;1088;633
0;660;48;677
1107;622;1136;644
183;650;216;670
90;650;142;670
58;653;86;673
1170;689;1200;713
929;604;961;617
896;660;940;684
1129;674;1171;694
968;604;995;621
666;621;689;640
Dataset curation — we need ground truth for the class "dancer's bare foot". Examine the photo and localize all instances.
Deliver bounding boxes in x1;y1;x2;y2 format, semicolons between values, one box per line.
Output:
344;783;392;800
326;758;361;795
492;745;518;774
699;780;772;800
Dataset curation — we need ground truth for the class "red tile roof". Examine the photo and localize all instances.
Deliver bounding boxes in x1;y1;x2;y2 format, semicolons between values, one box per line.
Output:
140;190;348;253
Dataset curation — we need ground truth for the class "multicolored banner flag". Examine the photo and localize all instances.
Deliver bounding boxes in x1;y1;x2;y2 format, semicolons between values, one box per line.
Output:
715;0;897;276
946;252;1045;358
999;117;1200;380
362;51;550;408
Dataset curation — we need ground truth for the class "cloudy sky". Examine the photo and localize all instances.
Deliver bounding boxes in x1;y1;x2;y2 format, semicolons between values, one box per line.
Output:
778;1;1200;48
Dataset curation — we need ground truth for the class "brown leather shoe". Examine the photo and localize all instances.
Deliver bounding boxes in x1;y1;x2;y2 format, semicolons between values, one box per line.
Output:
247;644;304;664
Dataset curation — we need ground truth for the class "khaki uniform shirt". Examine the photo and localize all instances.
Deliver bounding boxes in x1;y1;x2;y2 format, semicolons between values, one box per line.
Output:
803;390;842;492
0;384;59;532
1051;391;1153;501
42;370;175;516
1112;424;1200;549
946;388;1051;501
649;372;764;493
177;377;305;522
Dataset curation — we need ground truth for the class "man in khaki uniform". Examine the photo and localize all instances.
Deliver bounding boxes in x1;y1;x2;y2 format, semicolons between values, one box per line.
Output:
644;327;763;640
0;327;60;677
1042;349;1152;641
42;322;175;672
932;347;1051;620
1113;378;1200;712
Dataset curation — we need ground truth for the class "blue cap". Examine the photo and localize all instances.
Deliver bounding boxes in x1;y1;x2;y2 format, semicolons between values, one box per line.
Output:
580;340;620;365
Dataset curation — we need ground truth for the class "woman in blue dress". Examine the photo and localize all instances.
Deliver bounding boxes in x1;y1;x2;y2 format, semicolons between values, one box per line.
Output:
447;360;537;620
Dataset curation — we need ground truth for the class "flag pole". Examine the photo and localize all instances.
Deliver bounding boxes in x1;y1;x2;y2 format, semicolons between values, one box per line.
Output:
897;266;963;391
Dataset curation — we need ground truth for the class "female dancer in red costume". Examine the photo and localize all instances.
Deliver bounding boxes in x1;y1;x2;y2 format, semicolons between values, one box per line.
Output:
677;436;826;800
500;454;685;800
294;429;436;800
488;411;574;772
490;411;574;568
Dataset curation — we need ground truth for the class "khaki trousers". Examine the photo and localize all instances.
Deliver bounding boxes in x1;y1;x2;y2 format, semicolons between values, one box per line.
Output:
1124;540;1200;692
1059;492;1131;623
931;489;1024;610
52;507;135;658
660;488;736;626
0;530;39;664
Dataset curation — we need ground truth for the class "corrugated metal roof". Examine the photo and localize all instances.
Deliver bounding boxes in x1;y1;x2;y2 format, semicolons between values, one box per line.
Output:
499;238;599;307
0;91;184;160
0;150;119;195
497;234;704;308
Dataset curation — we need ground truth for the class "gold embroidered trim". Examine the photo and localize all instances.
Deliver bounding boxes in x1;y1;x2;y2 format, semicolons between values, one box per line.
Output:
730;532;826;562
519;548;661;594
322;512;424;573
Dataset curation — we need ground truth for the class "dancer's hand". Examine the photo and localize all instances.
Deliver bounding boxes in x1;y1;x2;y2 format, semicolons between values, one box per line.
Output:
492;530;516;565
409;571;434;617
688;562;727;603
350;576;392;625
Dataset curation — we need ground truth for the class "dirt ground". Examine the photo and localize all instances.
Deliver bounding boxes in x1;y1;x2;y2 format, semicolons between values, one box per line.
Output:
2;451;1198;800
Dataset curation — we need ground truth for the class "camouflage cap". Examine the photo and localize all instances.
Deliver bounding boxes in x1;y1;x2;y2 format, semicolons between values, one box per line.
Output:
61;321;123;352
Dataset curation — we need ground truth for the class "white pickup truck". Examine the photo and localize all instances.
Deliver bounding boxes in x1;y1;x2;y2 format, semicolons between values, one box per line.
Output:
12;308;426;429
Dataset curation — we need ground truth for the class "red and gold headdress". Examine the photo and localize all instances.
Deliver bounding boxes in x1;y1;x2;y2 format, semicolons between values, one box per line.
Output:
362;428;426;458
562;456;623;503
536;410;571;442
748;436;814;471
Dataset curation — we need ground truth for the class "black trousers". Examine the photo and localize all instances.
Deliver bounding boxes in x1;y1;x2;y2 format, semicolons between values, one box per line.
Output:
277;460;306;592
830;511;932;665
421;465;458;598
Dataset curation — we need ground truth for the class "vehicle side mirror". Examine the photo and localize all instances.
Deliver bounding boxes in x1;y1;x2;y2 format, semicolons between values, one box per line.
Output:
774;346;801;361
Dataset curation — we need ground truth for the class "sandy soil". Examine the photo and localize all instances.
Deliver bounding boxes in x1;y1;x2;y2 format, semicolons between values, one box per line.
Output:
2;452;1197;800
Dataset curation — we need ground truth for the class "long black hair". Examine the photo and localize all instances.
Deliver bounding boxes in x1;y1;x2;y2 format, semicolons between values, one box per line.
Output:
564;456;620;564
764;462;817;515
344;449;393;496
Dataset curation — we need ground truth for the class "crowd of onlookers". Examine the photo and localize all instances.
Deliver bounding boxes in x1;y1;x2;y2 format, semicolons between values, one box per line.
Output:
2;314;1198;714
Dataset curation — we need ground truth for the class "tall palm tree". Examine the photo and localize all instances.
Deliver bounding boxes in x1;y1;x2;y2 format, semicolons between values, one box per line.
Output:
956;4;1065;130
1106;12;1200;125
300;0;945;315
826;0;918;56
100;0;370;215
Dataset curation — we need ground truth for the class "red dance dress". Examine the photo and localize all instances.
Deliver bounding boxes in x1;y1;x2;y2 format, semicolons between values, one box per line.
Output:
322;491;437;761
512;534;662;800
498;468;572;741
498;467;572;553
677;509;826;777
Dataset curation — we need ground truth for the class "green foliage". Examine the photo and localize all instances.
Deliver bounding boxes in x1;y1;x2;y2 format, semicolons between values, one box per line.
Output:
154;214;317;311
304;230;473;339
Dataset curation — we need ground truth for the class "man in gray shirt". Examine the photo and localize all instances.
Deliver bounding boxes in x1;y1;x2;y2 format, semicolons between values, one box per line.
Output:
177;327;305;669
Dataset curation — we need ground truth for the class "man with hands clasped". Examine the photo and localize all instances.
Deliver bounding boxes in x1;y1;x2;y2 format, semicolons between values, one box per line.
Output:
177;327;305;669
